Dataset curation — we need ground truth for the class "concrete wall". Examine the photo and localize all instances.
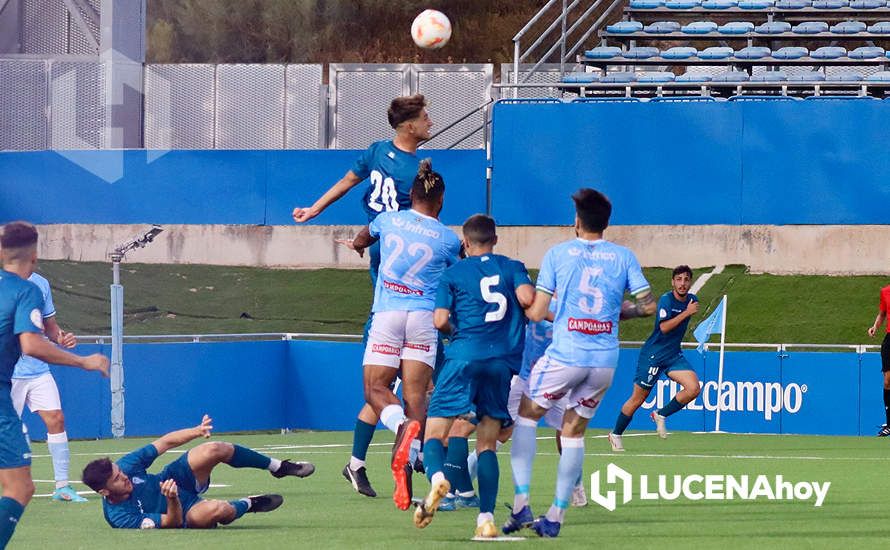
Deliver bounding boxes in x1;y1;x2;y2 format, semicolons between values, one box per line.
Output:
37;224;890;275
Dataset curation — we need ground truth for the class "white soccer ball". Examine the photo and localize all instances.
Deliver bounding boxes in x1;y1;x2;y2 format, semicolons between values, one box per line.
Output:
411;9;452;49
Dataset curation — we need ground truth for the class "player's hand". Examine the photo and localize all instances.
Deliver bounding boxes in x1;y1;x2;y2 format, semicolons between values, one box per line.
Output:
686;300;699;316
335;238;365;258
196;414;213;438
58;330;77;349
292;207;317;224
160;479;179;499
868;326;877;337
83;354;109;377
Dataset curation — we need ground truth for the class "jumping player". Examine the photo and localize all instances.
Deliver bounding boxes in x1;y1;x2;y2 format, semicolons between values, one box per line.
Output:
0;221;109;548
505;189;655;538
412;214;534;538
609;265;701;451
292;95;432;497
81;414;315;529
350;160;461;510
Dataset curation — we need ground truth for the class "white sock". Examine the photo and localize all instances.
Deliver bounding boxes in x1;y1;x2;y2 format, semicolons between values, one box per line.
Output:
477;512;494;527
241;497;252;511
409;438;421;464
47;431;69;488
380;404;406;434
458;490;476;498
431;471;446;485
349;456;365;470
267;458;282;472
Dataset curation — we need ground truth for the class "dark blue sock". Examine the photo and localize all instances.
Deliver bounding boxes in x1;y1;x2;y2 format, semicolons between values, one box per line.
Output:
613;412;633;435
444;437;473;494
352;419;376;461
229;499;249;520
424;439;446;483
658;397;685;418
477;450;498;514
228;444;272;470
0;496;24;548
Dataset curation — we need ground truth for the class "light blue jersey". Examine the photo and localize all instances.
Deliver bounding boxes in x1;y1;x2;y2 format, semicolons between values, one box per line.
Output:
536;238;649;369
519;319;552;381
369;209;461;313
13;273;55;380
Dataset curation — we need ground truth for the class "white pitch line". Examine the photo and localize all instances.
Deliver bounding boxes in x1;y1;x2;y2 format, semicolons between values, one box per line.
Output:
690;264;725;295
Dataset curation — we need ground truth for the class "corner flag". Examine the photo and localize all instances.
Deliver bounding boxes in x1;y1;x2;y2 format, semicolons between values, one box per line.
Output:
693;295;726;354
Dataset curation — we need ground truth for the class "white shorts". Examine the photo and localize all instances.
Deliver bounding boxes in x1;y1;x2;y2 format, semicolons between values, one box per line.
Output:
508;376;565;430
525;356;615;419
363;310;438;368
11;373;62;415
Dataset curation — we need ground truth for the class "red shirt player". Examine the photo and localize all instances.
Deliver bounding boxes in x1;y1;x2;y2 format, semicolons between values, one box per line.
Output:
867;285;890;436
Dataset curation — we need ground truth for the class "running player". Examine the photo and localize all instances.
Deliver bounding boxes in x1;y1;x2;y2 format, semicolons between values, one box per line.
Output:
350;160;461;511
292;94;432;497
0;221;109;547
867;281;890;436
609;265;701;450
12;272;84;501
505;189;655;538
81;414;315;529
413;214;533;538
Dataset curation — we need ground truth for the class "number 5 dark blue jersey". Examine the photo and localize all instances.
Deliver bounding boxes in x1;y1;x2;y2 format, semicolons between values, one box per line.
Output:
435;254;532;361
351;140;419;222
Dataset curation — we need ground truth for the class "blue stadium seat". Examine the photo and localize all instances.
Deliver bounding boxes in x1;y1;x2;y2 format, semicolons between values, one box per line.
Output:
830;21;867;33
713;70;751;81
676;72;714;82
870;21;890;32
849;46;885;58
812;0;848;7
666;0;702;7
662;46;699;59
850;0;885;7
644;21;683;33
630;0;665;7
562;72;600;83
702;0;738;6
622;46;661;58
599;72;638;83
772;46;809;58
775;0;812;8
699;46;736;58
735;46;772;58
720;21;756;33
792;21;830;33
683;21;719;33
637;71;677;82
751;71;789;81
788;70;826;81
606;21;644;33
811;46;847;58
738;0;774;8
584;46;623;59
755;21;792;33
826;71;864;81
866;70;890;81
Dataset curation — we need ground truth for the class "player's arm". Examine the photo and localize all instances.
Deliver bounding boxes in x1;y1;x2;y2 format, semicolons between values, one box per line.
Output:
434;308;452;334
658;297;699;334
19;333;107;375
525;290;553;322
351;226;378;252
42;316;76;348
151;414;213;456
292;171;363;223
515;284;535;309
869;311;887;337
158;479;183;529
619;289;657;320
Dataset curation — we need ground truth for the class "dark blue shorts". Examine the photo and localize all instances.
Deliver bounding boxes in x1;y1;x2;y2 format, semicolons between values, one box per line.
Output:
634;353;694;389
159;451;208;518
0;403;30;469
428;357;513;425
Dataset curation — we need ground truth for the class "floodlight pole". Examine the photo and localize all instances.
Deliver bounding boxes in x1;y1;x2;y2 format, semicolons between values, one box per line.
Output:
108;225;163;438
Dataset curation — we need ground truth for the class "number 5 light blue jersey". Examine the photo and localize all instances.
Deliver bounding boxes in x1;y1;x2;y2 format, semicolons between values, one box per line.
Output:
370;209;461;313
536;238;650;369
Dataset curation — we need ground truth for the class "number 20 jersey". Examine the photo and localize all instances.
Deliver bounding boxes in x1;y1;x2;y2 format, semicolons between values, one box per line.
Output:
352;140;418;222
369;209;461;313
536;238;650;369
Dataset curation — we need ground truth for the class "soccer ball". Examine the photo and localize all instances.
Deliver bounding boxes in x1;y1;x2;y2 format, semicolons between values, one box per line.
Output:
411;9;452;49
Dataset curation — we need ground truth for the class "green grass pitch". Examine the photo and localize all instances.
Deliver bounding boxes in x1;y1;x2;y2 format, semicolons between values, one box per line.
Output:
18;429;890;549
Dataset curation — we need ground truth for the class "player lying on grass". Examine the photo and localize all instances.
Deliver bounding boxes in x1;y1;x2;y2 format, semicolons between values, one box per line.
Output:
609;265;701;451
81;415;315;529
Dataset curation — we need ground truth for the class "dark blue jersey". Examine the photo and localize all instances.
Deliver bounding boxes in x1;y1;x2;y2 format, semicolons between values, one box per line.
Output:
640;291;698;365
103;445;166;529
351;140;418;222
435;254;532;361
0;270;44;395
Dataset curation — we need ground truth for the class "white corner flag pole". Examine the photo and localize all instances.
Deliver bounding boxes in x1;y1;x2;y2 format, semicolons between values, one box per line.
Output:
713;295;728;433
